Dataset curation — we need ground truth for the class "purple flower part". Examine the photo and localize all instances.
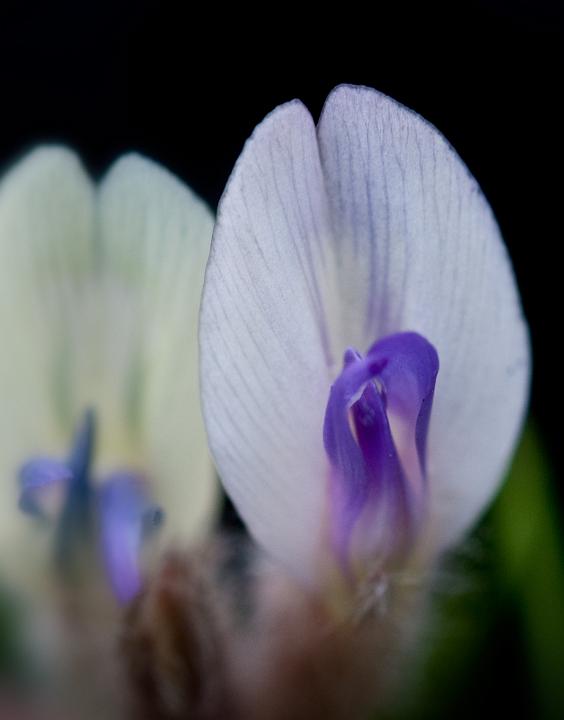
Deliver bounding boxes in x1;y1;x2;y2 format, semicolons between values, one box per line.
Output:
367;333;439;479
18;457;73;519
98;471;162;605
55;409;96;571
323;332;438;572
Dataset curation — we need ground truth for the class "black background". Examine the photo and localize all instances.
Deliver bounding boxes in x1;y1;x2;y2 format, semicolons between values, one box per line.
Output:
0;1;562;717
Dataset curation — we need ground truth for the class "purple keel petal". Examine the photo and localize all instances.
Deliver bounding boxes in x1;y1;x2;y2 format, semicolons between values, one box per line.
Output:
368;332;440;487
18;411;97;579
18;457;73;519
323;332;438;575
98;472;162;605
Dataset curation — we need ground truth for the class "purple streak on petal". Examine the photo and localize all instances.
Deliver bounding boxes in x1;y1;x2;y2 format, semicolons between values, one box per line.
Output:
18;458;73;519
323;332;438;571
98;471;162;605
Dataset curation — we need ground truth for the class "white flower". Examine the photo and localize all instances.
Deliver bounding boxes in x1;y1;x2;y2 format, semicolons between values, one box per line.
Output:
0;147;217;603
199;85;530;603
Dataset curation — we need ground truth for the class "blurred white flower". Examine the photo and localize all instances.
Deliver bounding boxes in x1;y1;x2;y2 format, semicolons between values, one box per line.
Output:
0;147;218;603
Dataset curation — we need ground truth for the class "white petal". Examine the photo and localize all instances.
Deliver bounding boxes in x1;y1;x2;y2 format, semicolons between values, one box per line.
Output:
200;102;338;581
318;85;530;554
0;147;96;585
98;154;217;544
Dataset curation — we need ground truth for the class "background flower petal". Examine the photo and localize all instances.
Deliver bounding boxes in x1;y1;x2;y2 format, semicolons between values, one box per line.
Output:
317;85;530;555
98;154;217;545
0;147;95;588
200;102;338;581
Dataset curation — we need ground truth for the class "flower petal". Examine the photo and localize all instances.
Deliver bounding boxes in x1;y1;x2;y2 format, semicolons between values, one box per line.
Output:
0;147;95;588
317;85;530;554
200;102;338;581
18;458;73;519
98;471;161;604
324;348;407;573
98;154;217;544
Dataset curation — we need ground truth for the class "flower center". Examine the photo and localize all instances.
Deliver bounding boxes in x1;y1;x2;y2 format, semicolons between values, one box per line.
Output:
323;332;439;579
18;409;163;604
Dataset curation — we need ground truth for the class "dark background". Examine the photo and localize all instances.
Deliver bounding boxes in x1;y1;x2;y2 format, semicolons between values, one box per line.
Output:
1;2;561;717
